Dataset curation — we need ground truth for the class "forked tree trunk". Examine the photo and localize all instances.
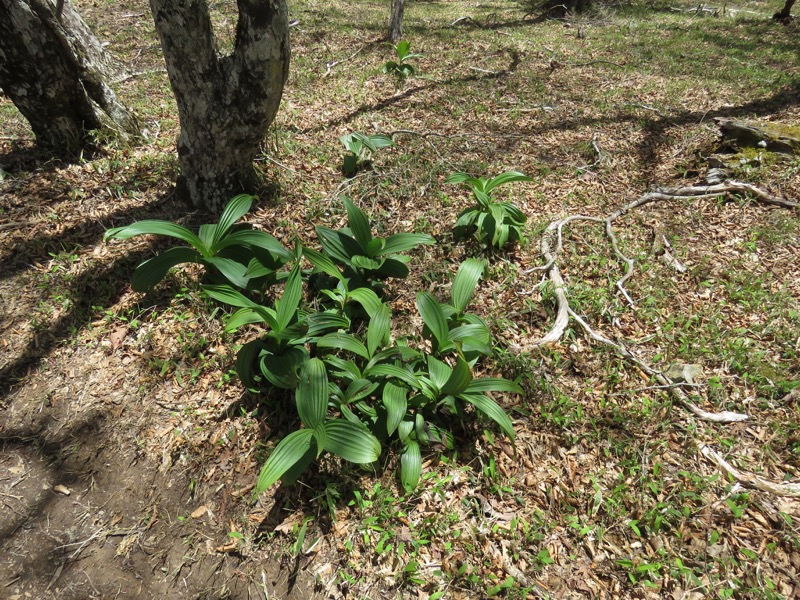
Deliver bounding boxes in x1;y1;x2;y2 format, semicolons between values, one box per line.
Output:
149;0;290;211
0;0;139;158
388;0;405;43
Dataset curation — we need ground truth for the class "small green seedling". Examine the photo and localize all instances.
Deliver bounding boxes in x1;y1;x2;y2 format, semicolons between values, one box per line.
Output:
383;40;422;83
339;132;394;177
447;171;531;250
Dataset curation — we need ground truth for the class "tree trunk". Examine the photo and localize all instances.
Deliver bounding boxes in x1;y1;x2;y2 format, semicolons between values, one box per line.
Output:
388;0;405;43
149;0;290;211
0;0;139;159
773;0;795;19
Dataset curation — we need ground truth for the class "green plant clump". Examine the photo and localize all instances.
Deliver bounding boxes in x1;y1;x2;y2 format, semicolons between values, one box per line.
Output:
339;132;394;177
383;40;422;83
107;196;521;493
448;171;531;249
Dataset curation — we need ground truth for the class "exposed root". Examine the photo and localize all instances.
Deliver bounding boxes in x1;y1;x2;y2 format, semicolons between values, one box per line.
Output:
516;178;799;493
700;445;800;497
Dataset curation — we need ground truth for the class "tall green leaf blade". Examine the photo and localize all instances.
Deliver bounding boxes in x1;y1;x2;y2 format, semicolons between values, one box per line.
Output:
205;256;250;288
344;197;372;251
224;307;279;332
255;429;316;495
381;233;436;255
426;355;451;391
400;440;421;491
276;264;302;331
366;364;420;388
460;393;515;442
104;221;209;255
236;339;266;388
347;287;384;318
212;194;253;247
202;284;259;308
367;303;391;358
217;229;292;260
130;247;203;292
322;419;381;464
416;292;450;349
383;382;407;436
483;171;531;194
316;226;362;266
441;357;473;396
344;378;379;403
451;258;486;314
317;332;370;359
303;246;345;282
464;378;523;394
296;358;328;428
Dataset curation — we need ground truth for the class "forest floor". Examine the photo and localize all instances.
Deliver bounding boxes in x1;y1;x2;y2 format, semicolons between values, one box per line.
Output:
1;0;800;598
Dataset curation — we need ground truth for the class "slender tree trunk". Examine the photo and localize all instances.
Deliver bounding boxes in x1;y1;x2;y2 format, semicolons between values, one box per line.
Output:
0;0;139;159
149;0;290;211
773;0;795;19
388;0;405;43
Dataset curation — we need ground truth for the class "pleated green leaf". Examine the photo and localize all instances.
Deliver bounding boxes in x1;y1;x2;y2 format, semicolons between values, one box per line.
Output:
130;247;203;292
460;393;515;442
255;429;316;495
296;358;328;428
382;382;407;436
400;440;422;491
104;221;208;256
322;419;381;464
451;258;485;314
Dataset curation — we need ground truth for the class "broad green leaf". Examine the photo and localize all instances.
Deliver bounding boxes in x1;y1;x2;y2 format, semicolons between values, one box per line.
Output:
202;284;260;308
236;339;266;388
212;194;254;247
383;382;407;436
365;133;394;150
347;287;384;318
397;420;414;442
446;172;474;186
205;256;250;288
377;257;410;279
276;264;303;331
460;393;515;442
316;226;363;266
351;255;384;271
255;429;316;495
104;221;209;256
216;229;292;260
296;358;329;428
306;312;351;337
366;364;420;388
400;440;421;491
415;413;429;443
426;355;452;391
344;379;379;403
499;201;527;224
381;233;436;255
464;378;523;394
303;246;345;282
367;303;391;358
366;237;385;257
367;345;422;369
224;307;279;332
416;292;450;349
448;323;492;345
344;197;372;250
130;247;203;292
323;356;362;380
260;346;308;389
441;357;473;396
322;419;381;463
451;258;485;314
483;171;531;194
317;332;369;359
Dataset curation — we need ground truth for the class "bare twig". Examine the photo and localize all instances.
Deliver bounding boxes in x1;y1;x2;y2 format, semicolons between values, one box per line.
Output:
324;45;367;77
701;445;800;497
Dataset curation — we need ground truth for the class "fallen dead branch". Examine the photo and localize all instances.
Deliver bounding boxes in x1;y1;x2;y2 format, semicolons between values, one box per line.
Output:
519;179;798;415
700;445;800;497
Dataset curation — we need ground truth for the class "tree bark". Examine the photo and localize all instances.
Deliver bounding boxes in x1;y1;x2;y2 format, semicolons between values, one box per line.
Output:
773;0;795;19
149;0;290;211
0;0;139;159
388;0;405;43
